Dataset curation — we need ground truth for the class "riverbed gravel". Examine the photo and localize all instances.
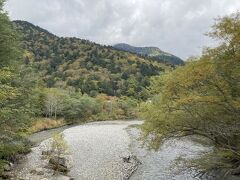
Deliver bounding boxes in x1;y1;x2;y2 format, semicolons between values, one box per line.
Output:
64;120;142;180
11;120;217;180
11;120;142;180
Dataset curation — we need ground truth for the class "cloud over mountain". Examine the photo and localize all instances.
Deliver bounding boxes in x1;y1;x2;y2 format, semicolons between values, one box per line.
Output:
5;0;240;59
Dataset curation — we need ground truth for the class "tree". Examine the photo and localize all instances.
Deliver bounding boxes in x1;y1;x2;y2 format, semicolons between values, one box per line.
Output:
0;0;32;135
50;134;68;157
0;0;20;67
140;13;240;176
0;0;38;175
44;88;66;119
63;94;101;123
13;20;167;99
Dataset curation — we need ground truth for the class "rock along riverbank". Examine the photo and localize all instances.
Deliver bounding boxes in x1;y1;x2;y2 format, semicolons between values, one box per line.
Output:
10;120;143;180
11;120;221;180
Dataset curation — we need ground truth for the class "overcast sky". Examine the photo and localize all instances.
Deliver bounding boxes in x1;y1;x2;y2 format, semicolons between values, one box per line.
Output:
4;0;240;59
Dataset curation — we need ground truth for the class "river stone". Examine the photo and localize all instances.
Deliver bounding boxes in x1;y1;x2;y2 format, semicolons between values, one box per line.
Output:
42;150;53;156
30;167;44;176
30;169;37;174
49;156;66;167
55;165;68;173
37;171;44;175
49;156;69;172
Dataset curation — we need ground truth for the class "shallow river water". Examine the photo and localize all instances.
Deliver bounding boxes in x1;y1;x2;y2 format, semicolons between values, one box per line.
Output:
12;120;219;180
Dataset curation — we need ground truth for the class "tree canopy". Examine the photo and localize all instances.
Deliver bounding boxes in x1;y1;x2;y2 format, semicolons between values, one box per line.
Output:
0;0;36;175
13;20;170;100
140;13;240;176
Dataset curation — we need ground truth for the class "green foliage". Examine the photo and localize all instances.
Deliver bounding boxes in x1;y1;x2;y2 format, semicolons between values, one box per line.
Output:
63;94;101;123
13;20;170;100
38;88;138;124
0;2;39;174
0;160;8;176
0;0;20;67
50;133;69;156
0;140;31;160
140;13;240;175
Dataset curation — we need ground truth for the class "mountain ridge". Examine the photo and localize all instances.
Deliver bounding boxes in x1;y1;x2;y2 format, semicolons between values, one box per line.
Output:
13;20;171;100
114;43;184;65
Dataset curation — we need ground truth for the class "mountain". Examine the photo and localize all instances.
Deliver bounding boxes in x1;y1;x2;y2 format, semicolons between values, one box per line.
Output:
13;20;171;100
114;43;184;65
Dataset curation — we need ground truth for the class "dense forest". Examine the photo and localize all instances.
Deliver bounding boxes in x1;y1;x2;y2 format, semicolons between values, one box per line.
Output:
140;13;240;177
0;1;33;176
14;20;171;100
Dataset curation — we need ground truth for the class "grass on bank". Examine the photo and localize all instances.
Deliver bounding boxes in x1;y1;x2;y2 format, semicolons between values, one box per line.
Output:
28;118;66;134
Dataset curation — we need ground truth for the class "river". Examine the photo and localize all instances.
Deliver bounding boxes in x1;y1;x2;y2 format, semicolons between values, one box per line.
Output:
11;120;218;180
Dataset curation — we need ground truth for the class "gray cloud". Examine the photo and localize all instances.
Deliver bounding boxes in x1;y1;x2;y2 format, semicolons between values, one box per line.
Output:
4;0;240;59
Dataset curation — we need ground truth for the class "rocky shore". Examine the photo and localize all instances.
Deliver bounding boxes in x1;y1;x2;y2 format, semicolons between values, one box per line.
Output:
7;138;73;180
8;121;142;180
6;120;226;180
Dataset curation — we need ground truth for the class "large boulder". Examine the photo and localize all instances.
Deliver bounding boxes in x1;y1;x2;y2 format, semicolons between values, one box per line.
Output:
49;156;66;167
49;156;69;173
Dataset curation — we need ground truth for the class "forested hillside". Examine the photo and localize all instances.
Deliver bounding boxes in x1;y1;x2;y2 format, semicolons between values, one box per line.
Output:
1;15;164;177
14;21;170;100
114;43;184;65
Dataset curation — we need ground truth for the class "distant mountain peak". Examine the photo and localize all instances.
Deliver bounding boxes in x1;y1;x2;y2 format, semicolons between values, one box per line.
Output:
114;43;184;65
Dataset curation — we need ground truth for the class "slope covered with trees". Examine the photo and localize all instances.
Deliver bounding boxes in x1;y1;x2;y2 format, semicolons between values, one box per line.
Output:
114;43;184;65
0;7;152;177
140;13;240;177
14;21;170;100
0;1;41;176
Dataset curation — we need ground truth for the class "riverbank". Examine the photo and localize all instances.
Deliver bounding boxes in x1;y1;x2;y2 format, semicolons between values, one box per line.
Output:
9;120;239;180
28;118;66;134
9;120;142;180
8;120;214;180
1;119;140;179
0;118;72;179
